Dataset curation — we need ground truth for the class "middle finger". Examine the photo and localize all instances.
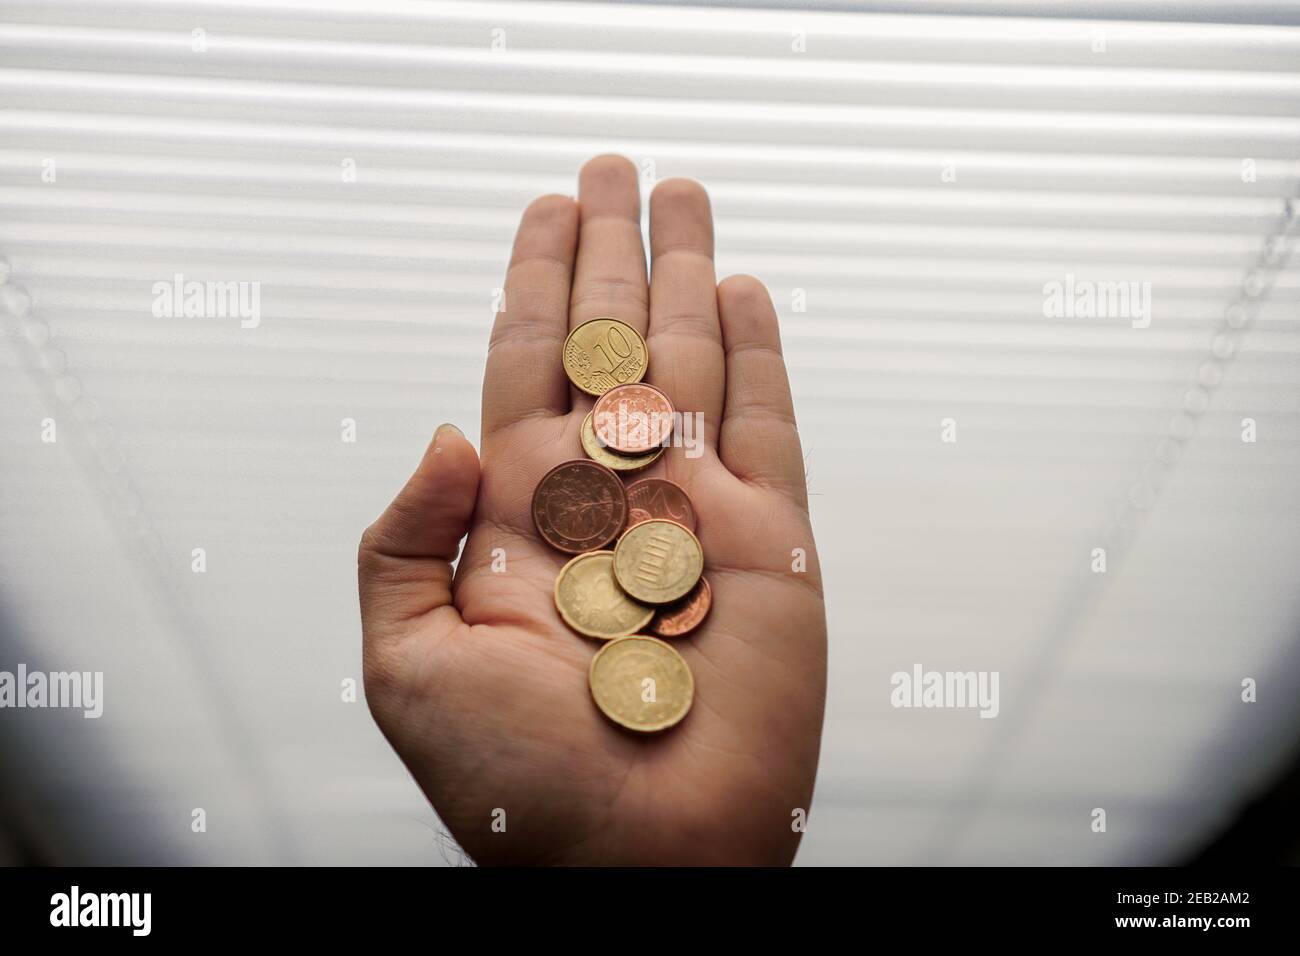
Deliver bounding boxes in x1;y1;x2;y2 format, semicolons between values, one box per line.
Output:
569;157;650;411
569;155;650;357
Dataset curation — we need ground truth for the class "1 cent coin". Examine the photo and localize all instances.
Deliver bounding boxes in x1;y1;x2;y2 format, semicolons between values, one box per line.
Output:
650;576;712;638
588;635;694;732
532;459;627;554
612;518;704;604
626;477;696;532
563;317;648;397
592;383;675;455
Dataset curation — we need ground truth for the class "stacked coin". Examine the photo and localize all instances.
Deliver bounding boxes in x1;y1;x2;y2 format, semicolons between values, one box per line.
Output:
529;318;713;734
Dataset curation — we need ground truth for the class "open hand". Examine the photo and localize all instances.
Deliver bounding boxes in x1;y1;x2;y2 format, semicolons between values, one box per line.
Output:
358;156;827;865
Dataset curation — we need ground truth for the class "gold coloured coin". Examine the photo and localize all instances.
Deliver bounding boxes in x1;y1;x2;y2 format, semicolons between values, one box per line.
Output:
563;317;648;396
588;635;694;732
581;413;662;472
554;551;654;640
612;519;704;605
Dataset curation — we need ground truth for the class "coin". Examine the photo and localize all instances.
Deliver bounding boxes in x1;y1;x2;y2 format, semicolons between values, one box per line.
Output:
650;576;712;638
532;459;628;554
563;317;648;396
554;551;654;640
588;635;694;732
580;412;662;473
626;477;696;533
613;518;704;604
592;382;675;455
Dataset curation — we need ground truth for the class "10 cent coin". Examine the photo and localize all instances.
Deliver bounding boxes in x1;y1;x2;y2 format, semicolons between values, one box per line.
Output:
563;318;648;397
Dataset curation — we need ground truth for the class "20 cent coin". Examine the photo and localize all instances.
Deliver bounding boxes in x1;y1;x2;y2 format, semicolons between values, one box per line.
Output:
589;635;694;732
554;551;654;640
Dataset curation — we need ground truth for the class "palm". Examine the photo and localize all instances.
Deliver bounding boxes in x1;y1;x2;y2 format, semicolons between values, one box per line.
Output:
359;158;826;866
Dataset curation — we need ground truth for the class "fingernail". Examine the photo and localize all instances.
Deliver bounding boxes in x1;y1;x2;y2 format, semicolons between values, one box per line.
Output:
435;422;463;440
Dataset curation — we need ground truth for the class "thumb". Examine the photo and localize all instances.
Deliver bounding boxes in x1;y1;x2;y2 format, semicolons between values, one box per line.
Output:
358;423;481;636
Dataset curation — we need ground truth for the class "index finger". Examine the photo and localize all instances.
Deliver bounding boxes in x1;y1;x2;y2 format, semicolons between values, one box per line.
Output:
482;194;578;438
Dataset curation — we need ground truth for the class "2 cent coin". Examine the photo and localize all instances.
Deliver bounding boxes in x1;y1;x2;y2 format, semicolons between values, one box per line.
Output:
626;477;696;533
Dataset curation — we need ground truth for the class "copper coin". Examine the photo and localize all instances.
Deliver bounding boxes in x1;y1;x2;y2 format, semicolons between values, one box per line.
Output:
531;459;627;554
650;576;712;638
625;477;697;533
592;383;675;455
